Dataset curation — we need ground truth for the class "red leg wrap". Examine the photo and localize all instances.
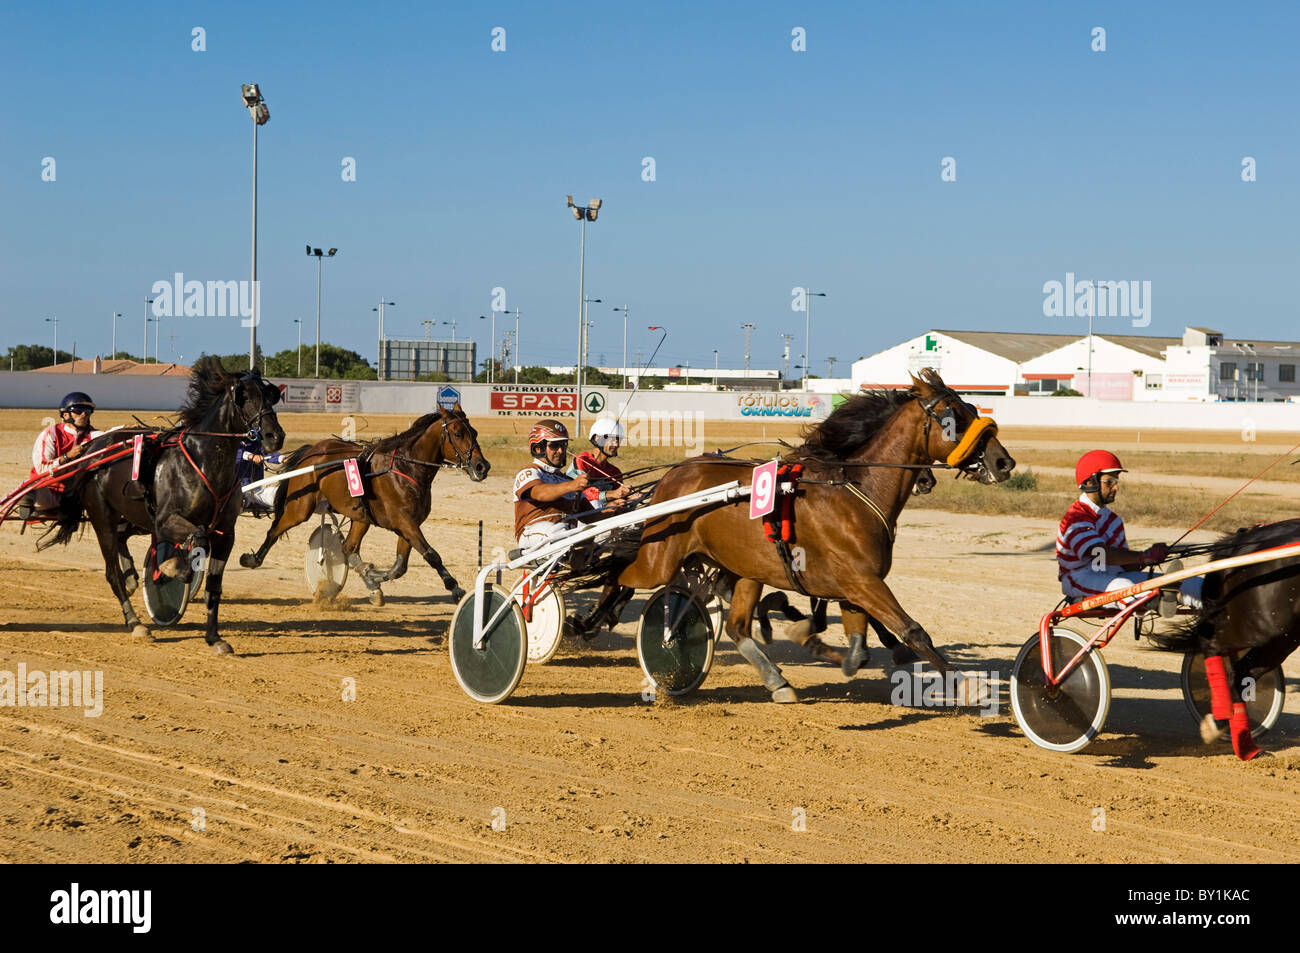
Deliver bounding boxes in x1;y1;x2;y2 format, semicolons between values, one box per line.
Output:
1230;702;1261;761
1203;655;1232;720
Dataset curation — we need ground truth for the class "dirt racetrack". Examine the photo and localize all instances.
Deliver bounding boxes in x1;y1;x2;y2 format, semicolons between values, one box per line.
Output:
1;409;1298;863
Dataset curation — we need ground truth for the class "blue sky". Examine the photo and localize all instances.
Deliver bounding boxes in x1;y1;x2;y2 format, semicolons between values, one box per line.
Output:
2;1;1296;374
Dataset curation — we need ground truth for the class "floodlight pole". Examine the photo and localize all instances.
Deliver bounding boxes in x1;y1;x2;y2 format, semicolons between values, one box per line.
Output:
804;290;826;391
143;297;153;363
568;195;602;438
111;312;120;361
295;318;303;376
613;305;630;388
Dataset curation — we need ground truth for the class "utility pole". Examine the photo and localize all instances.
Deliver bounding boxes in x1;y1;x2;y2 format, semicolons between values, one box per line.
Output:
422;319;435;340
741;323;755;378
780;333;794;381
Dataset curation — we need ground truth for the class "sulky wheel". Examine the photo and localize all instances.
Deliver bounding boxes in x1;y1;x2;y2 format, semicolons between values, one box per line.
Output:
519;583;566;665
449;584;527;704
1181;652;1285;740
1011;627;1111;753
142;539;193;627
636;585;715;697
305;518;349;598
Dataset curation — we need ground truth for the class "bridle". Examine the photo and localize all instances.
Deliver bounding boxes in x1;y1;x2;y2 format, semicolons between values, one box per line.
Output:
916;391;998;474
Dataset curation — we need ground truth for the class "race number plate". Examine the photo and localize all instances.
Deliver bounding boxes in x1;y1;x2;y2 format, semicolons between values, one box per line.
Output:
749;460;777;519
343;458;364;497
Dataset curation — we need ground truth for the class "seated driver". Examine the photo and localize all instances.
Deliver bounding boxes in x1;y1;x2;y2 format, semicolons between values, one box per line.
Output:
1057;450;1201;611
513;419;589;549
568;417;642;510
19;391;101;519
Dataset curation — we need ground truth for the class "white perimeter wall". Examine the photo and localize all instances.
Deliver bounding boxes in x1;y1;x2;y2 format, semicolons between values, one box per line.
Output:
5;373;1297;432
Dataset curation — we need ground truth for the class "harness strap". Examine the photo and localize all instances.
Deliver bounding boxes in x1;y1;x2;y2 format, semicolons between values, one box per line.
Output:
177;432;237;533
843;480;895;543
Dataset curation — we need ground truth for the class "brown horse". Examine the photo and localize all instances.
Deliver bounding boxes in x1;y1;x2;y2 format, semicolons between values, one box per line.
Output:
617;370;1016;702
238;405;490;602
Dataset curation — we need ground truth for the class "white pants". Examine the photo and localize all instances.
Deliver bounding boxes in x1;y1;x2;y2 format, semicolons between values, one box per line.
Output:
519;520;569;552
1063;569;1202;607
243;484;278;510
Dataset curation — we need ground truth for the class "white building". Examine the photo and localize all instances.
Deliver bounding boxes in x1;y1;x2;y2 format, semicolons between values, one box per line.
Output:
852;327;1300;402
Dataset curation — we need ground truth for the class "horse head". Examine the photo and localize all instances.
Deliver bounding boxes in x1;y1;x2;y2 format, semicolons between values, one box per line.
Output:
910;369;1015;484
232;370;286;453
436;404;491;482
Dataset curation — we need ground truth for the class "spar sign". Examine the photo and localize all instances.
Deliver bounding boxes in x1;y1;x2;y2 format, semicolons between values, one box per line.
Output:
489;385;601;418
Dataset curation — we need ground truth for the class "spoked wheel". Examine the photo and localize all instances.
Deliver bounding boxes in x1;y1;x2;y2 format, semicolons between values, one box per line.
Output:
1181;653;1285;740
636;585;715;696
305;515;349;598
1011;627;1111;753
449;585;527;704
142;540;192;627
519;581;566;665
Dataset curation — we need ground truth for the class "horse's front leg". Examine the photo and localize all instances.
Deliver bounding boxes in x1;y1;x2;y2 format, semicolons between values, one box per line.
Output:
725;581;797;703
375;538;412;583
202;527;236;656
842;575;959;679
155;513;204;581
393;520;464;602
240;483;313;569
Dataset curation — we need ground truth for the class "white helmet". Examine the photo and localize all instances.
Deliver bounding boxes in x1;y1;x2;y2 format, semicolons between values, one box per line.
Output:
589;417;625;454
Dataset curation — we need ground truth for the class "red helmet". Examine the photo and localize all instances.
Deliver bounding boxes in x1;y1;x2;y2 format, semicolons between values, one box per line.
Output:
527;419;570;456
1075;449;1126;489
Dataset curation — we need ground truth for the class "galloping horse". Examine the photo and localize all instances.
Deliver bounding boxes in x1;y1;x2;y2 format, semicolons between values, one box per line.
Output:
1153;518;1300;759
239;405;490;602
43;358;285;654
617;370;1017;702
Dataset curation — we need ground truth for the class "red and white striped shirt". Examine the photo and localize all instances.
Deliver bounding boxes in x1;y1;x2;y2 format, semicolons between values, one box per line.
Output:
1057;494;1126;583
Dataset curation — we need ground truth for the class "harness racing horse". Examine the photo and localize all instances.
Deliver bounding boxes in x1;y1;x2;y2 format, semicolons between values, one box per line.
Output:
42;358;284;654
617;370;1017;702
238;405;490;603
1152;518;1300;760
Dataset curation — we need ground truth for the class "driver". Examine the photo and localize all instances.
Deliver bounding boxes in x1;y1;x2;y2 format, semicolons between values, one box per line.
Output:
568;417;641;509
1057;450;1201;611
19;391;101;519
513;419;589;549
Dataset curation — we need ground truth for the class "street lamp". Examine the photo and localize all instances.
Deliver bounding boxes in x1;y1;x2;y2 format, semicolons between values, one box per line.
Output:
477;314;495;382
582;298;600;372
241;83;270;371
500;307;521;384
111;312;121;361
439;319;457;342
45;316;58;367
803;289;826;392
143;297;153;363
293;318;303;376
612;305;631;388
373;299;395;380
306;245;337;379
567;194;603;437
147;316;158;364
713;348;719;388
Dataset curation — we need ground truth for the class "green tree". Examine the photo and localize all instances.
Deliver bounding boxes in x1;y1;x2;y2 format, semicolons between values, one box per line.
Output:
259;343;375;379
4;344;76;370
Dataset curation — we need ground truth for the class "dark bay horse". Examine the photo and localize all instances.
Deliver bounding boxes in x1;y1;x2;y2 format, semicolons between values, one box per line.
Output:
239;405;490;602
617;370;1016;702
42;358;284;654
1152;518;1300;760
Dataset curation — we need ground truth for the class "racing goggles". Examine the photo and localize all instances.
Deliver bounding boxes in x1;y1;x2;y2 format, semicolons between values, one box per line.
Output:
64;404;94;415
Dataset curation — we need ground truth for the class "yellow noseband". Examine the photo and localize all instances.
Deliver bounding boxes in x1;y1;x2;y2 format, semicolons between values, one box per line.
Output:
946;416;998;468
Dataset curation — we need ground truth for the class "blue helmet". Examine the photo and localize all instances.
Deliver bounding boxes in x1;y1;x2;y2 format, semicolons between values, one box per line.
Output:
59;392;96;413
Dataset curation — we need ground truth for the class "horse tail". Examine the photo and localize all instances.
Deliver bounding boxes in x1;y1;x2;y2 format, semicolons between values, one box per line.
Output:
756;591;803;641
35;484;87;551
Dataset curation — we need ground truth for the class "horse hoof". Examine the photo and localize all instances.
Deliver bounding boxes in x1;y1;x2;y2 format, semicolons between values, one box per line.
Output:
131;624;154;642
239;553;260;569
786;619;812;643
368;589;384;607
1200;713;1226;745
211;640;235;656
450;587;467;602
841;635;869;677
891;643;920;666
771;685;799;704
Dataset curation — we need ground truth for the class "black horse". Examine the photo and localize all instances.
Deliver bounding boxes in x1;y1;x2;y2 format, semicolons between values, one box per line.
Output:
42;358;284;655
1152;518;1300;760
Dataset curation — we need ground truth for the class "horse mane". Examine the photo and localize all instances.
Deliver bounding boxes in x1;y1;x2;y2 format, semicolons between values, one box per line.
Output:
370;412;443;454
795;370;957;462
178;356;243;428
1213;518;1300;557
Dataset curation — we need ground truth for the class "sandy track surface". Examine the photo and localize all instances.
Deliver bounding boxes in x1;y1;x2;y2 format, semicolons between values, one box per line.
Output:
1;411;1298;863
